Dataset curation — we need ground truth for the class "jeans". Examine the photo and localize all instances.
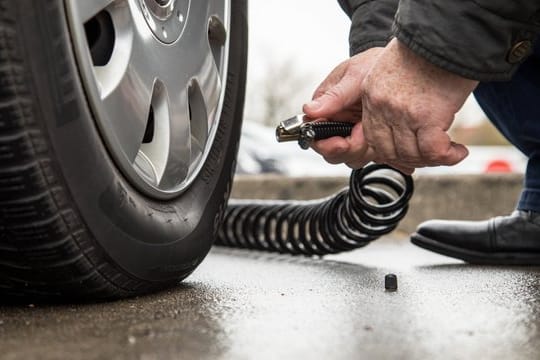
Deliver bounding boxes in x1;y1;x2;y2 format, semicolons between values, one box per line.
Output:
474;41;540;212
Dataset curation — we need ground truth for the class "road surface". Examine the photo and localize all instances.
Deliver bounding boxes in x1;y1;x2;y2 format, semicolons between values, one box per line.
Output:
1;237;539;359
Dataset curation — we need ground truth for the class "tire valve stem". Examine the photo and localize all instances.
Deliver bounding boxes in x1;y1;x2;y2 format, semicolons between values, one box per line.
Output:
276;114;355;150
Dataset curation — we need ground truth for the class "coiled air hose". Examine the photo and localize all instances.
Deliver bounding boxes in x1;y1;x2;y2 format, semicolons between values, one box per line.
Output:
215;116;414;256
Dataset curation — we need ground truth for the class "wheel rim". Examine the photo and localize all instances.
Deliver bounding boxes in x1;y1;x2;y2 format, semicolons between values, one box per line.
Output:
65;0;231;199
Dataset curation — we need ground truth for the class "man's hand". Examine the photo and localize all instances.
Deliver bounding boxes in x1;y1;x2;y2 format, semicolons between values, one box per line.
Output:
304;39;479;173
303;47;383;169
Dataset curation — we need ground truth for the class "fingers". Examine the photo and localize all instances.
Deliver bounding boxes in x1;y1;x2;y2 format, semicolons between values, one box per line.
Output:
303;74;361;120
311;123;375;167
383;162;416;175
303;41;473;172
345;146;376;169
309;120;462;173
364;123;398;163
311;136;350;164
310;107;468;170
310;60;349;100
360;95;467;168
305;48;384;122
392;126;422;165
363;122;468;168
416;127;469;166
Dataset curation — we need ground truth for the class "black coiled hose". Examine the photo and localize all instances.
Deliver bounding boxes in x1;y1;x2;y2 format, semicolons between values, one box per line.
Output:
215;122;415;256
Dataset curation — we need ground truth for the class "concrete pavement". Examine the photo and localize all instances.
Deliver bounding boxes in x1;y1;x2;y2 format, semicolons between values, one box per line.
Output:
1;237;540;359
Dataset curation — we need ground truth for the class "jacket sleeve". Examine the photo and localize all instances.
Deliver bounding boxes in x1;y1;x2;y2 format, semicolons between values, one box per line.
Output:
338;0;399;56
393;0;540;81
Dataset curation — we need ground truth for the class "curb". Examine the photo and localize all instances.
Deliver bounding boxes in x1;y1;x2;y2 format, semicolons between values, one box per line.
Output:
231;174;523;233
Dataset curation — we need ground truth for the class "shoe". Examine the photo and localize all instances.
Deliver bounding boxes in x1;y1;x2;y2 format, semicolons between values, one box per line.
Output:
411;210;540;265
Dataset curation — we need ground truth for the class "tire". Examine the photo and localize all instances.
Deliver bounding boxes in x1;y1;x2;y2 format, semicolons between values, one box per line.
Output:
0;0;247;300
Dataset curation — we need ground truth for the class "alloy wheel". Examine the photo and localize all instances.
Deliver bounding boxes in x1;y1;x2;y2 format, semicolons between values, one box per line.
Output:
65;0;231;198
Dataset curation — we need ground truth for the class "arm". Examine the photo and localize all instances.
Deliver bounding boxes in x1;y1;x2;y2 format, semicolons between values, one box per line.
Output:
301;1;411;172
306;0;540;172
338;0;399;54
394;0;540;81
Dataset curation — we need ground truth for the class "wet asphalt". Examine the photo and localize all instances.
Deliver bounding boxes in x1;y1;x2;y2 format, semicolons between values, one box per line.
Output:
1;237;540;360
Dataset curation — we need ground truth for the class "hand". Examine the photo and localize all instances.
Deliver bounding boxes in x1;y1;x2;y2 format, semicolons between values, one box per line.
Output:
360;38;478;172
304;39;478;174
303;47;384;169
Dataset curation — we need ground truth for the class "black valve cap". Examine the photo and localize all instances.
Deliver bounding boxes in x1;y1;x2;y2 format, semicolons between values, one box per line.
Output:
385;274;398;291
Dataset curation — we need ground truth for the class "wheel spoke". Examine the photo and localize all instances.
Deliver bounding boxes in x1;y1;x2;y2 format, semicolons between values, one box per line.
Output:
95;8;159;163
162;2;225;136
155;2;226;187
155;75;191;188
198;51;223;132
148;45;200;186
70;0;117;23
99;70;153;164
206;0;228;32
156;57;222;188
202;2;228;131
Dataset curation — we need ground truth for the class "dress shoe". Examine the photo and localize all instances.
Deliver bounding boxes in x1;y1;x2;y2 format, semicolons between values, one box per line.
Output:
411;210;540;265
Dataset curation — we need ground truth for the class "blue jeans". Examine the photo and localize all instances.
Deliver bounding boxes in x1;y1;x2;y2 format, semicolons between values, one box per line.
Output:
474;41;540;212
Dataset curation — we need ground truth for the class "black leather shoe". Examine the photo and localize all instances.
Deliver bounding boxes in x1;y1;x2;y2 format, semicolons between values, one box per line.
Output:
411;210;540;265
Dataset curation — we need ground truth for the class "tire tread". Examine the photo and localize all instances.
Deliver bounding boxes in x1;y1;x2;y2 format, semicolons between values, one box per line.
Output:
0;0;156;300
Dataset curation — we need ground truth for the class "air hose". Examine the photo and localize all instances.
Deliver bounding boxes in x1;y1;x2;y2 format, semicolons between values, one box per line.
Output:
215;116;414;256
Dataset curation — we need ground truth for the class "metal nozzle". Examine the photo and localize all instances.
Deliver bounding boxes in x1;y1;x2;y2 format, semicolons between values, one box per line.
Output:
276;115;304;142
276;115;357;150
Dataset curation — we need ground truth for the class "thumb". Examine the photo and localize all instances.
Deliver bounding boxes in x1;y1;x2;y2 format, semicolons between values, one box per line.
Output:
303;75;360;119
445;142;469;166
418;127;469;166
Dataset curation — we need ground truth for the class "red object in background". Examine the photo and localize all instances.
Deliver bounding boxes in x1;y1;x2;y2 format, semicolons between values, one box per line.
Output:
485;159;513;173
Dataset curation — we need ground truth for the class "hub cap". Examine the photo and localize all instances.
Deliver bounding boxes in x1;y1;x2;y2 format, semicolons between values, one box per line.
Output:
65;0;231;199
139;0;189;43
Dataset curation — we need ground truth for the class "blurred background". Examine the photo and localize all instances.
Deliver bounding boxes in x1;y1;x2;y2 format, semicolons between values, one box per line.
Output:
237;0;526;176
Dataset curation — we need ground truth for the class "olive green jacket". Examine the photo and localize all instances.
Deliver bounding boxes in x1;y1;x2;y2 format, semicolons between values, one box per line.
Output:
337;0;540;81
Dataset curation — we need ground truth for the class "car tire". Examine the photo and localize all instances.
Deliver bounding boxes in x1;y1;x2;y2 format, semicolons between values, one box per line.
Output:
0;0;247;300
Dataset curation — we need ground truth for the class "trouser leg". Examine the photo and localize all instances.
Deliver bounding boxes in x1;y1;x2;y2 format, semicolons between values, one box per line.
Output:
473;41;540;212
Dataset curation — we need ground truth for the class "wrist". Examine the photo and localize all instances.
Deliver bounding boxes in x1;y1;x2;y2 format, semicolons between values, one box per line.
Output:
389;38;479;95
359;46;384;56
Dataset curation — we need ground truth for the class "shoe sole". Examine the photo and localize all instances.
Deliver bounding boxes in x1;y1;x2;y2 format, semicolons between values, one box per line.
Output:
411;232;540;266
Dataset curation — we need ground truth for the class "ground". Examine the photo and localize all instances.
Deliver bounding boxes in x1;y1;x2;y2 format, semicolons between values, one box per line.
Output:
1;237;540;360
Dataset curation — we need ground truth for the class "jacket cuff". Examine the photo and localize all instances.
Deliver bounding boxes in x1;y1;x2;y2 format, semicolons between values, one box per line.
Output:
346;0;399;56
393;0;540;81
